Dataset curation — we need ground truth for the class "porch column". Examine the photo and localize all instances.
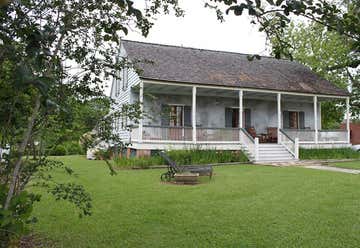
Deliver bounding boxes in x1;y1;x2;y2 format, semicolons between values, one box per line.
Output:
239;90;243;142
314;96;318;144
138;81;143;143
277;93;281;144
239;90;243;128
346;97;350;143
192;86;197;144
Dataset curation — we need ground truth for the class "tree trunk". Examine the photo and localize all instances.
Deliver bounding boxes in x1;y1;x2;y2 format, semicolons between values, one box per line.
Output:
4;94;41;210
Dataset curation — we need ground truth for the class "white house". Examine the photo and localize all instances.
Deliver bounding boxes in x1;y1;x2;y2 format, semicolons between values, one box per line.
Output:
110;40;351;162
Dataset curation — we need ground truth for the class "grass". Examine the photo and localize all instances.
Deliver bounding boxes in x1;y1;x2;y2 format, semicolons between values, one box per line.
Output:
300;148;360;160
114;149;249;168
328;160;360;169
32;156;360;247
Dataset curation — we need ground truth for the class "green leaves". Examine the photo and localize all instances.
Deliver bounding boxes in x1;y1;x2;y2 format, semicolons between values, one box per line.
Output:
50;183;92;217
247;54;261;61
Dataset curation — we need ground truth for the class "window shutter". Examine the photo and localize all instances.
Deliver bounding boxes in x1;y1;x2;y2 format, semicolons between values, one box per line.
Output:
299;111;305;129
225;108;232;127
283;111;290;128
123;68;128;91
245;108;251;128
184;106;192;127
161;104;170;126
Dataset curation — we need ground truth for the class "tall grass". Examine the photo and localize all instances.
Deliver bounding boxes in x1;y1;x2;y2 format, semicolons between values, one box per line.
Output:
114;149;249;168
300;148;360;160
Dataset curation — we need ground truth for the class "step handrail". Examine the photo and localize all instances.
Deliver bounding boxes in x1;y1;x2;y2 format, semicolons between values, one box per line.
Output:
279;129;295;142
279;129;299;159
240;128;258;161
240;128;255;143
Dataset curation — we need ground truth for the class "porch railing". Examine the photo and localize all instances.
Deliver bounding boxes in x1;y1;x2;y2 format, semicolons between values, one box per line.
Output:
282;129;348;143
279;129;299;159
142;125;192;141
196;127;240;142
318;130;347;143
282;129;316;143
240;128;258;160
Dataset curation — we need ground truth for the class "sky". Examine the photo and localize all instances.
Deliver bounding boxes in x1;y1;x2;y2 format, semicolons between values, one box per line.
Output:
106;0;268;95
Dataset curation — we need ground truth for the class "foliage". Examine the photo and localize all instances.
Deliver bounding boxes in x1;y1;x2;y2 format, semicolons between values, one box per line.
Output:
114;149;249;168
300;148;360;160
32;156;360;247
64;141;84;155
270;22;358;126
0;157;92;246
0;0;182;245
94;149;113;161
207;1;359;65
51;145;68;156
167;149;249;165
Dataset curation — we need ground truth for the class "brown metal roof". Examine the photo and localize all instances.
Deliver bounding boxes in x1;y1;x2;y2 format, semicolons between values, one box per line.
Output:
122;40;348;96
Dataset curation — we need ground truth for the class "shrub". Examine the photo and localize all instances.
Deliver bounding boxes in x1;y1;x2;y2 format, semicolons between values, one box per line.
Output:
64;142;84;155
114;149;249;168
51;145;68;156
300;148;360;160
94;149;113;160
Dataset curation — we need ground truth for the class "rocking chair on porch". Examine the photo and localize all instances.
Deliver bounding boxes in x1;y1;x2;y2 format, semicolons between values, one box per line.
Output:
159;151;213;181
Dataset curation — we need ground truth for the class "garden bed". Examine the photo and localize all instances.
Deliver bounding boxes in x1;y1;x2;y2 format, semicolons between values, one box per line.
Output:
300;148;360;160
114;149;249;169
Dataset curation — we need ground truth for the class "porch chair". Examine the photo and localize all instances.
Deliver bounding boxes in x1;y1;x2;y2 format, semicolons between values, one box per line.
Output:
267;127;278;143
158;151;213;181
246;127;257;139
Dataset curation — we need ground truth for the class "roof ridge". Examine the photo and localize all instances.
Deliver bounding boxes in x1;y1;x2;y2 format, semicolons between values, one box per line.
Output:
121;39;290;61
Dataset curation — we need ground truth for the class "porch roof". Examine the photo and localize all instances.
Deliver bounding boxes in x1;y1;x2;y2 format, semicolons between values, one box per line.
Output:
122;40;348;97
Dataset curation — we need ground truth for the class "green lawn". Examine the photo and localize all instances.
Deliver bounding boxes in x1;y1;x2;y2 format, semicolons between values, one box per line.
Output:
329;160;360;169
32;156;360;247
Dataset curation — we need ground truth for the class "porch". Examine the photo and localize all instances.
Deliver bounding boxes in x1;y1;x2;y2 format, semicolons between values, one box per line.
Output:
128;80;350;161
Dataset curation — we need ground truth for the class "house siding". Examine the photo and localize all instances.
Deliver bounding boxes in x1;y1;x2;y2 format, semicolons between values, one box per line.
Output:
111;42;142;142
142;93;321;133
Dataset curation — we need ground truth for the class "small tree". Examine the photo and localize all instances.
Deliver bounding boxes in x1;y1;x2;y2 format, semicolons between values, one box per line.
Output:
0;0;182;245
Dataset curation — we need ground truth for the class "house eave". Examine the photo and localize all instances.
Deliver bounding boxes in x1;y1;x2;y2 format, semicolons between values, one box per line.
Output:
139;77;350;99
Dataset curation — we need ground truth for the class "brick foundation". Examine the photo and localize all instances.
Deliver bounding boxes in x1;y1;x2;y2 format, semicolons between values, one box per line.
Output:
136;149;151;158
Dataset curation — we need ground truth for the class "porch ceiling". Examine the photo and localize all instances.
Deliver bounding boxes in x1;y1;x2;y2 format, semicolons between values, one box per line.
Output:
141;83;341;103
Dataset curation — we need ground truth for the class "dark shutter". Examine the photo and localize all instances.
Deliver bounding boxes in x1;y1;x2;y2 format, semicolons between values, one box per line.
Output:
299;111;305;129
184;106;192;127
225;108;232;127
161;104;170;126
245;108;251;128
283;111;290;128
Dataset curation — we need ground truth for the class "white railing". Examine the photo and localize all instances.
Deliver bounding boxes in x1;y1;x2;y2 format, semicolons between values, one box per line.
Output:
196;127;240;142
282;129;348;144
240;128;258;161
279;129;298;159
283;129;316;143
142;125;192;141
318;130;347;143
130;127;139;141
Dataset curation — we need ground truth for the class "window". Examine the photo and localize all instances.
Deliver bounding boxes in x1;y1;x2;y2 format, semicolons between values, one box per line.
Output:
170;106;183;127
161;105;191;127
225;108;251;128
115;72;121;97
283;111;305;129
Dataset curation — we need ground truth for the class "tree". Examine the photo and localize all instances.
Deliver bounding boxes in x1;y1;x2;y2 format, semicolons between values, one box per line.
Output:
0;0;181;245
270;22;359;125
206;0;359;65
